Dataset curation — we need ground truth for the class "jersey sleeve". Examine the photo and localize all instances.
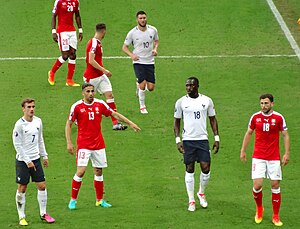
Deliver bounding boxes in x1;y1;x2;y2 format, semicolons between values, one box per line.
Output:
124;30;133;46
248;114;256;130
90;38;97;54
38;119;48;158
101;102;113;117
68;103;78;122
154;27;159;41
207;97;216;117
52;0;60;14
174;98;183;119
279;115;288;131
13;122;31;164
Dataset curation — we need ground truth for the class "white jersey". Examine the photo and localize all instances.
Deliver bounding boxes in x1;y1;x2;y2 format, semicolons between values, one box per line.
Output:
13;116;48;164
124;25;159;64
174;94;216;140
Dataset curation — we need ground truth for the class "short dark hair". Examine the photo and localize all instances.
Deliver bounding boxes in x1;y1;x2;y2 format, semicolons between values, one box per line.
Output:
21;98;35;107
136;10;147;17
82;83;94;91
260;93;274;102
96;23;106;32
187;76;199;86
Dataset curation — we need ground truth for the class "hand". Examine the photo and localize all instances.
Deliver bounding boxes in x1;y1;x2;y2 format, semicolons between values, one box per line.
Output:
240;151;247;162
281;153;290;166
43;159;49;168
27;162;36;171
131;54;139;61
176;142;184;154
213;141;219;154
52;33;58;43
103;69;112;77
67;142;75;155
130;123;141;132
152;49;158;56
78;32;83;42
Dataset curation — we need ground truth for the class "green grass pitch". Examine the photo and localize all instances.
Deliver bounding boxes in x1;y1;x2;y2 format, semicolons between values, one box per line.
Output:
0;0;300;228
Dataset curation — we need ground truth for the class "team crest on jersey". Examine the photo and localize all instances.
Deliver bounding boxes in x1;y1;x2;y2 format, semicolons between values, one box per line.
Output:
256;118;261;122
271;119;276;125
202;104;206;108
80;108;86;112
95;107;99;114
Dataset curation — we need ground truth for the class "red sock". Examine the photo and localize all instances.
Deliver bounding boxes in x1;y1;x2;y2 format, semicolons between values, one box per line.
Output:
106;101;118;125
253;189;263;208
67;61;76;80
94;180;104;201
71;179;82;200
272;192;281;216
51;59;63;74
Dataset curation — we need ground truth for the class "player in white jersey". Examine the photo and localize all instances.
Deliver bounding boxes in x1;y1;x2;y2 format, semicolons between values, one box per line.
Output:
12;98;55;226
174;77;220;212
122;10;159;114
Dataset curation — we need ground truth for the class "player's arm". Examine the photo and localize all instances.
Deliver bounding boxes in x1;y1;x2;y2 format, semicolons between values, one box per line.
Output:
75;11;83;41
51;13;58;42
281;130;290;166
174;118;184;154
240;128;254;161
152;39;159;56
38;120;49;168
88;52;111;77
111;112;141;132
122;44;139;61
65;120;75;155
209;116;219;154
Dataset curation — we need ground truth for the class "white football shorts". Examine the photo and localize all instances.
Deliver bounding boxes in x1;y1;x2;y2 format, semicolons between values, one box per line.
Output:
57;31;77;51
83;74;112;94
251;158;282;180
76;148;107;168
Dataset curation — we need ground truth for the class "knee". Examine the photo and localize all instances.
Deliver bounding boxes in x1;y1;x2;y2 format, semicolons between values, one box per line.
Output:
186;165;194;173
94;168;102;176
69;53;76;60
37;182;46;191
61;55;69;61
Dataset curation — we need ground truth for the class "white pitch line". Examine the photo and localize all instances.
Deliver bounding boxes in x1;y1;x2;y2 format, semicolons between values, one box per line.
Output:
266;0;300;61
0;54;296;61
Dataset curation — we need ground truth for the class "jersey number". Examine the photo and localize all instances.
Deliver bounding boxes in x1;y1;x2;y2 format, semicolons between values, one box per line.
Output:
62;39;69;46
143;42;150;48
78;151;85;159
88;112;95;120
32;135;35;143
194;111;201;119
263;123;270;131
67;5;74;12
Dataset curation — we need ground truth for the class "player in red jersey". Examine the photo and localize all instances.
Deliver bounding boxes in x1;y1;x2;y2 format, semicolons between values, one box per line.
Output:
84;23;127;130
65;83;141;209
48;0;83;87
240;94;290;227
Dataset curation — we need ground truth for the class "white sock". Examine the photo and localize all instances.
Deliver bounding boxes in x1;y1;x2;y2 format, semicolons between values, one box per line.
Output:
199;171;210;194
16;190;26;219
138;89;146;108
185;172;195;202
37;189;47;216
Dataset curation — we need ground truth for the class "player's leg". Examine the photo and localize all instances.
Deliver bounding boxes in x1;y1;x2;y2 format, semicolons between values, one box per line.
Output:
145;64;155;92
133;64;148;114
48;32;69;85
252;158;266;224
66;47;79;86
91;149;112;207
182;141;196;211
100;75;127;130
69;149;90;209
16;160;29;225
268;160;283;226
66;32;80;86
32;159;55;223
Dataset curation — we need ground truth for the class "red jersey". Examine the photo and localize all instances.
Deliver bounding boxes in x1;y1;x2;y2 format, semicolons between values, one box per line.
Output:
52;0;80;33
83;38;104;80
68;98;113;150
249;111;287;160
